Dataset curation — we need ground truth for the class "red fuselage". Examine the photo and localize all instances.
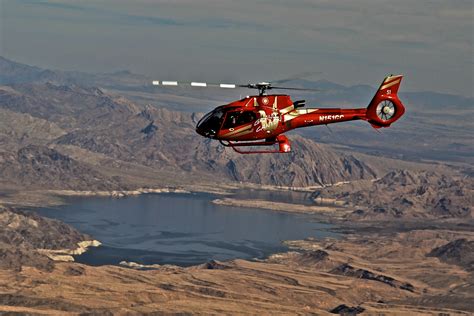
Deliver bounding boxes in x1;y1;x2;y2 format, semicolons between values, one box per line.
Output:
195;75;405;154
196;95;367;141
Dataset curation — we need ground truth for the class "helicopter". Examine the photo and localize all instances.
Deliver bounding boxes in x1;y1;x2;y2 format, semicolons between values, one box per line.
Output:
152;75;405;154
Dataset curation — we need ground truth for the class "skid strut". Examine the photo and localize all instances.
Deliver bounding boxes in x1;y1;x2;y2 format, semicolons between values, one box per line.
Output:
219;135;291;154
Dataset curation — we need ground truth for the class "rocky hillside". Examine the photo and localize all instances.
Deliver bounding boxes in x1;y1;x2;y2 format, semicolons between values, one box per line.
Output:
56;105;377;187
313;170;473;220
0;207;89;271
1;227;473;314
0;145;123;190
0;57;60;84
428;239;474;271
0;81;378;188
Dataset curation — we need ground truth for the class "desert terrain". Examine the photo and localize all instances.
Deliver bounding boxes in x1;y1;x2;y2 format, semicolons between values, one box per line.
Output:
1;207;473;315
0;57;473;314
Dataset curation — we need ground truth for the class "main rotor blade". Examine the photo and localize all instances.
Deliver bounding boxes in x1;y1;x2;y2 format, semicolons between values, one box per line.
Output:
152;81;247;89
269;86;321;92
151;81;321;93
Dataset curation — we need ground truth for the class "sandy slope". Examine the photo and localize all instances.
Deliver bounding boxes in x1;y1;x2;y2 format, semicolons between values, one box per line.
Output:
0;229;472;314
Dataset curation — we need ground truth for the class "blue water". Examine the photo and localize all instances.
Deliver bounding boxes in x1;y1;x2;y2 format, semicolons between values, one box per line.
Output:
36;192;337;266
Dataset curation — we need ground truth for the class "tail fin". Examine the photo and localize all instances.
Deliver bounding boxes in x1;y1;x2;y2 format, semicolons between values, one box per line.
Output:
366;75;405;128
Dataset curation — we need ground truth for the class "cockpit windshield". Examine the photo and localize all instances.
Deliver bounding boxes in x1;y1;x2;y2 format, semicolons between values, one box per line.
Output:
196;106;253;138
196;107;226;138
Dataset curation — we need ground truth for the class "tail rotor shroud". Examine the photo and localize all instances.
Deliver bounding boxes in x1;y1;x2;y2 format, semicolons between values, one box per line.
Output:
376;100;396;121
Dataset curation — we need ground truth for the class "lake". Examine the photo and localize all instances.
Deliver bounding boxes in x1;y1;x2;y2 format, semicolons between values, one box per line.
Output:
37;191;338;267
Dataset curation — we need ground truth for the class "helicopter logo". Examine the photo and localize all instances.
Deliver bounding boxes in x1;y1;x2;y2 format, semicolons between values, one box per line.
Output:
256;110;280;133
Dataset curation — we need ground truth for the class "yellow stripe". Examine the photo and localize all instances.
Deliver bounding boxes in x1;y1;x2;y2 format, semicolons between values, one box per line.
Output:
227;129;254;139
280;105;294;114
283;109;318;121
380;79;401;91
384;75;402;83
222;124;253;137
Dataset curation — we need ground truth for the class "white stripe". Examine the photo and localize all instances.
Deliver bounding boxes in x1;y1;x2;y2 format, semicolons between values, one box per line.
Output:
152;81;160;85
220;84;236;89
162;81;178;86
280;105;294;114
191;82;207;87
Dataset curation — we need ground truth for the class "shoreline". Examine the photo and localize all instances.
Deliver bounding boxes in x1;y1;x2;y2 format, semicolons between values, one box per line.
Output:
1;178;373;208
46;187;191;198
212;197;348;218
38;240;102;262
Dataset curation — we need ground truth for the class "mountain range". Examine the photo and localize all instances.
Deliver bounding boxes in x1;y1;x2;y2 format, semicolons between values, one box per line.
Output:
2;56;471;164
0;57;471;220
0;64;379;189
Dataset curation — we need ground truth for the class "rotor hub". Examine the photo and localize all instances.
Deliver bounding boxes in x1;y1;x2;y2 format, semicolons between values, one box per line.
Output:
376;100;396;121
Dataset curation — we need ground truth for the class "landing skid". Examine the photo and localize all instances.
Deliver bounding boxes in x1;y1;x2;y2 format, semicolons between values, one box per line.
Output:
219;135;291;154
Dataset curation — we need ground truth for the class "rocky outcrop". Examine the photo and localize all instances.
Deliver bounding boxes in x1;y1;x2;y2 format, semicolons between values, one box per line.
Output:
330;304;365;315
38;240;102;262
313;170;473;220
428;239;474;271
0;208;93;270
330;263;415;292
0;145;123;190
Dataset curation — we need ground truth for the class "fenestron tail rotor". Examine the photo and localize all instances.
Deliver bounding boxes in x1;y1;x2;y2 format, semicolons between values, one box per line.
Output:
376;100;396;121
152;80;320;95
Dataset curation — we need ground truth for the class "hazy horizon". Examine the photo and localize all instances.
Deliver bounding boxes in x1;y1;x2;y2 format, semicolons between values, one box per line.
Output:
1;0;472;97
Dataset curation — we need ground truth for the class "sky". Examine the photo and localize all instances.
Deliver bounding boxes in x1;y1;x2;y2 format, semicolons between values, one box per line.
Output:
0;0;472;96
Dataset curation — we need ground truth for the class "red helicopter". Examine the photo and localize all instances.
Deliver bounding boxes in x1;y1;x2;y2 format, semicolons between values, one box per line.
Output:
152;75;405;154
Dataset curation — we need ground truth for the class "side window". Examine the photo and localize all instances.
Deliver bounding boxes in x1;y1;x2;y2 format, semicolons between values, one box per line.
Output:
223;111;257;129
237;111;256;125
223;112;240;129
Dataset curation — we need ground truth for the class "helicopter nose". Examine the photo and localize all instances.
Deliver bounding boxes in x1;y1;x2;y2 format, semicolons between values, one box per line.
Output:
195;125;207;137
195;117;208;137
195;115;216;138
195;124;217;139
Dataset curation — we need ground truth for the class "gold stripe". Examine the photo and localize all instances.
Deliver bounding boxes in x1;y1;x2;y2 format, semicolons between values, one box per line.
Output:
221;124;253;137
380;79;401;91
280;105;294;114
227;129;254;139
283;109;318;122
384;75;402;83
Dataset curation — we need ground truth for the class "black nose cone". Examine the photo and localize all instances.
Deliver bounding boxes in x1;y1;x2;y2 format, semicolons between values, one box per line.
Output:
195;109;223;139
